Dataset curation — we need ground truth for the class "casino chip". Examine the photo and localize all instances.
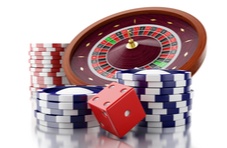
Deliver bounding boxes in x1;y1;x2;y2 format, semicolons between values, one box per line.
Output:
30;71;66;77
139;91;194;102
144;112;190;122
141;99;192;109
115;69;193;128
139;116;191;128
29;63;62;68
144;105;192;115
30;55;63;60
115;69;191;81
31;84;62;89
29;51;64;56
30;76;69;85
35;106;92;116
117;79;192;88
37;85;103;102
134;86;190;95
36;99;90;110
30;67;64;73
34;110;95;123
30;43;68;48
30;47;65;52
29;59;63;64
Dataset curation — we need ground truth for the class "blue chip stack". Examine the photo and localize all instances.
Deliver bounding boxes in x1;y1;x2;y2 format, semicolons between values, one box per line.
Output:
115;69;193;128
32;85;104;129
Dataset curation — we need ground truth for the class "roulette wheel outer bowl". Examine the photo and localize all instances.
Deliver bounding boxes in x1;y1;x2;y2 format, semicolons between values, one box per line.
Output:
63;7;207;85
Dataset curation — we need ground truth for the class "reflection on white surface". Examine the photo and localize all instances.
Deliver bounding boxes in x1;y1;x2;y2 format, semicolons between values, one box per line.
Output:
34;123;191;148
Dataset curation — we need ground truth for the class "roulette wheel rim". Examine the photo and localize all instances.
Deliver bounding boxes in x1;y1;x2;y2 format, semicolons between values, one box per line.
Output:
63;7;207;85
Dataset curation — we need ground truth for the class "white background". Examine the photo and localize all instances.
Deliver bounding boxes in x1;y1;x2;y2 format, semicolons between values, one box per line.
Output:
0;0;226;147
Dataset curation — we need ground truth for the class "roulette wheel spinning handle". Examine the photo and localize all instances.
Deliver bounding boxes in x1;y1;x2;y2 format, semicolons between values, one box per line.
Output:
126;30;138;49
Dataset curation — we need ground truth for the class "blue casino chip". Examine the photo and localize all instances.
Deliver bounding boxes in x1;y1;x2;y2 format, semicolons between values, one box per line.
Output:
37;85;103;102
141;99;192;109
115;69;191;81
143;112;190;122
139;91;194;102
35;105;92;116
34;110;96;123
144;105;192;115
117;79;192;88
134;86;190;95
36;99;90;110
139;116;191;128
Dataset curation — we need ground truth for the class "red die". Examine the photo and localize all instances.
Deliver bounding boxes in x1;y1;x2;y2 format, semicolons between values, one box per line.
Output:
88;82;145;138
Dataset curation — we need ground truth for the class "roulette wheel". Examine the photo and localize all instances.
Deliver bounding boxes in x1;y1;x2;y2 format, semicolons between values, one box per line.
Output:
63;7;206;86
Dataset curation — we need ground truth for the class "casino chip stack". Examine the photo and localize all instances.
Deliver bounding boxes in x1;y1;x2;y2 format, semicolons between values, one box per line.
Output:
115;69;193;128
29;43;70;99
33;85;104;129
